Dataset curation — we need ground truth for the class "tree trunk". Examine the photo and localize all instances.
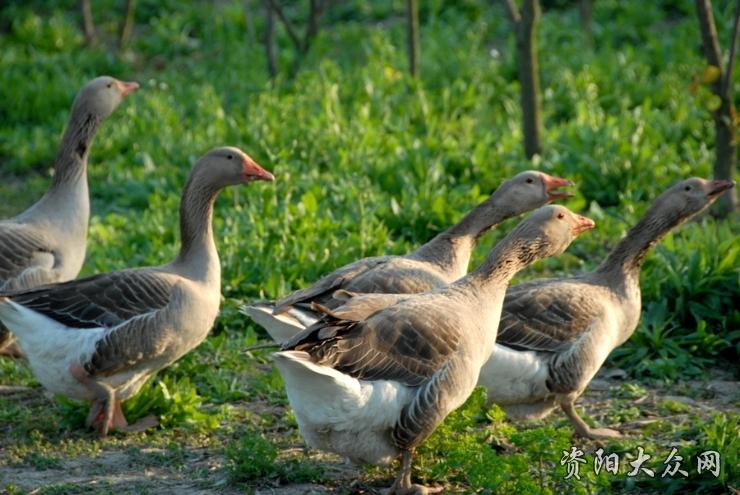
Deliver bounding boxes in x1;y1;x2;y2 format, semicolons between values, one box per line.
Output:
291;0;318;76
579;0;592;46
244;0;256;43
406;0;420;78
80;0;96;46
304;0;325;54
695;0;738;216
263;0;278;79
515;0;544;158
118;0;136;50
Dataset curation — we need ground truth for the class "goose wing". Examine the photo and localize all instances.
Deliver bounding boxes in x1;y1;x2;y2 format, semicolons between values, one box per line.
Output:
0;223;55;285
497;279;602;353
283;298;462;387
6;268;175;329
272;257;390;314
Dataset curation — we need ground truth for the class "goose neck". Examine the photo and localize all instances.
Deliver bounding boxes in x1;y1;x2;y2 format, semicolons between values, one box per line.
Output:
173;174;221;287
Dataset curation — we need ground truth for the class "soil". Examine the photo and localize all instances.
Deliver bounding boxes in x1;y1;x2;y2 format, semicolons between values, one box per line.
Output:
1;368;737;494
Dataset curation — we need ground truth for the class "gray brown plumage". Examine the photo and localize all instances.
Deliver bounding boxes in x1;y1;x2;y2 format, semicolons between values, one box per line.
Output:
0;76;139;356
274;205;594;494
0;147;273;435
244;171;573;342
477;177;735;439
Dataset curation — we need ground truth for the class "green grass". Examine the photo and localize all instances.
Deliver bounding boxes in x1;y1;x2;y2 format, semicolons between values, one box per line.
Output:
0;0;738;493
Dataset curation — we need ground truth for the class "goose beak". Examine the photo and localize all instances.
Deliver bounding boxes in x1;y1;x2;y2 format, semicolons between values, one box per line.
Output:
243;155;274;182
707;179;734;198
543;175;575;201
572;214;595;236
116;80;139;98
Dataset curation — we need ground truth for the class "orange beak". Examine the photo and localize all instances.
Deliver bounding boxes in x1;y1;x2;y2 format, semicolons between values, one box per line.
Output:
572;214;595;236
543;174;575;201
116;80;139;98
242;155;274;182
707;179;735;198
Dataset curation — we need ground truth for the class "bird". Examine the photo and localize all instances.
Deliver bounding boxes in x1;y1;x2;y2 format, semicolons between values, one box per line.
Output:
0;147;274;436
274;205;595;494
476;177;735;439
243;170;573;342
0;76;139;357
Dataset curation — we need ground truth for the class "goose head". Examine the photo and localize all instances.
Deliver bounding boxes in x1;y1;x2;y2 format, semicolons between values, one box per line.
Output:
492;171;574;215
194;146;274;189
514;204;595;260
72;76;139;120
658;177;735;219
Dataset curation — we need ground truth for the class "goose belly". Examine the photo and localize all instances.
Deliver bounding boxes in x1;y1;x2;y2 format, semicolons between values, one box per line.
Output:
273;351;414;465
1;302;105;399
477;344;550;406
298;380;411;466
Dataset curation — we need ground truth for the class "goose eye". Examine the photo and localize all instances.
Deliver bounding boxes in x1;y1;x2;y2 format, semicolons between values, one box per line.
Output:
106;83;113;88
227;154;234;160
557;213;565;219
526;178;534;184
684;186;691;191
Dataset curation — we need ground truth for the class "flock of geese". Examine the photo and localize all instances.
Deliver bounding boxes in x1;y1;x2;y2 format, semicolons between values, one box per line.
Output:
0;76;734;494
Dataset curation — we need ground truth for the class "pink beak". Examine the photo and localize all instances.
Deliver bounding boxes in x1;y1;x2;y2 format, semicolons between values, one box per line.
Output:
543;174;575;201
116;80;139;98
243;155;274;182
707;179;735;197
572;214;596;236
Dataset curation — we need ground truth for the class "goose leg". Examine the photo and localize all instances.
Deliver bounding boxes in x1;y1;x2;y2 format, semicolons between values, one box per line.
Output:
387;450;443;495
561;401;622;439
0;331;23;358
111;400;159;433
85;399;104;428
69;364;115;437
122;414;159;433
110;400;129;430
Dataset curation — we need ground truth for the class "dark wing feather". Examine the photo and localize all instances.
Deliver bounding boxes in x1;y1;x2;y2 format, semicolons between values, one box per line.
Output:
338;263;447;300
273;257;391;314
497;279;602;353
8;269;175;329
84;311;162;376
83;283;187;377
274;256;450;314
323;292;410;322
0;223;54;282
392;359;465;450
283;299;461;387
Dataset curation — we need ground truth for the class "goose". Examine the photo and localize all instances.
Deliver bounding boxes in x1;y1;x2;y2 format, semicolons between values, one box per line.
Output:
274;205;595;494
0;147;274;435
243;171;573;342
0;76;139;357
476;177;735;439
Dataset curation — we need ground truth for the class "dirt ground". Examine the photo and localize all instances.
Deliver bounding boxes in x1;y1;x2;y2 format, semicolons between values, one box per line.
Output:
1;368;737;494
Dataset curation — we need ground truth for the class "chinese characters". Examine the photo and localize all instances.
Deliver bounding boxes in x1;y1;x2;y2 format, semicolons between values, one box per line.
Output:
560;446;721;480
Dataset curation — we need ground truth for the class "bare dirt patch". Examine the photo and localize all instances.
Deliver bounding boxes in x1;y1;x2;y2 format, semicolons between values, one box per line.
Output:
1;369;737;494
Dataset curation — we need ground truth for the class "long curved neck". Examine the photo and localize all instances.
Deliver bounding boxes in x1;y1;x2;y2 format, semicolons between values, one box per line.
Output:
19;104;101;227
51;107;101;190
596;202;685;279
173;171;221;286
460;228;544;295
409;197;516;278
